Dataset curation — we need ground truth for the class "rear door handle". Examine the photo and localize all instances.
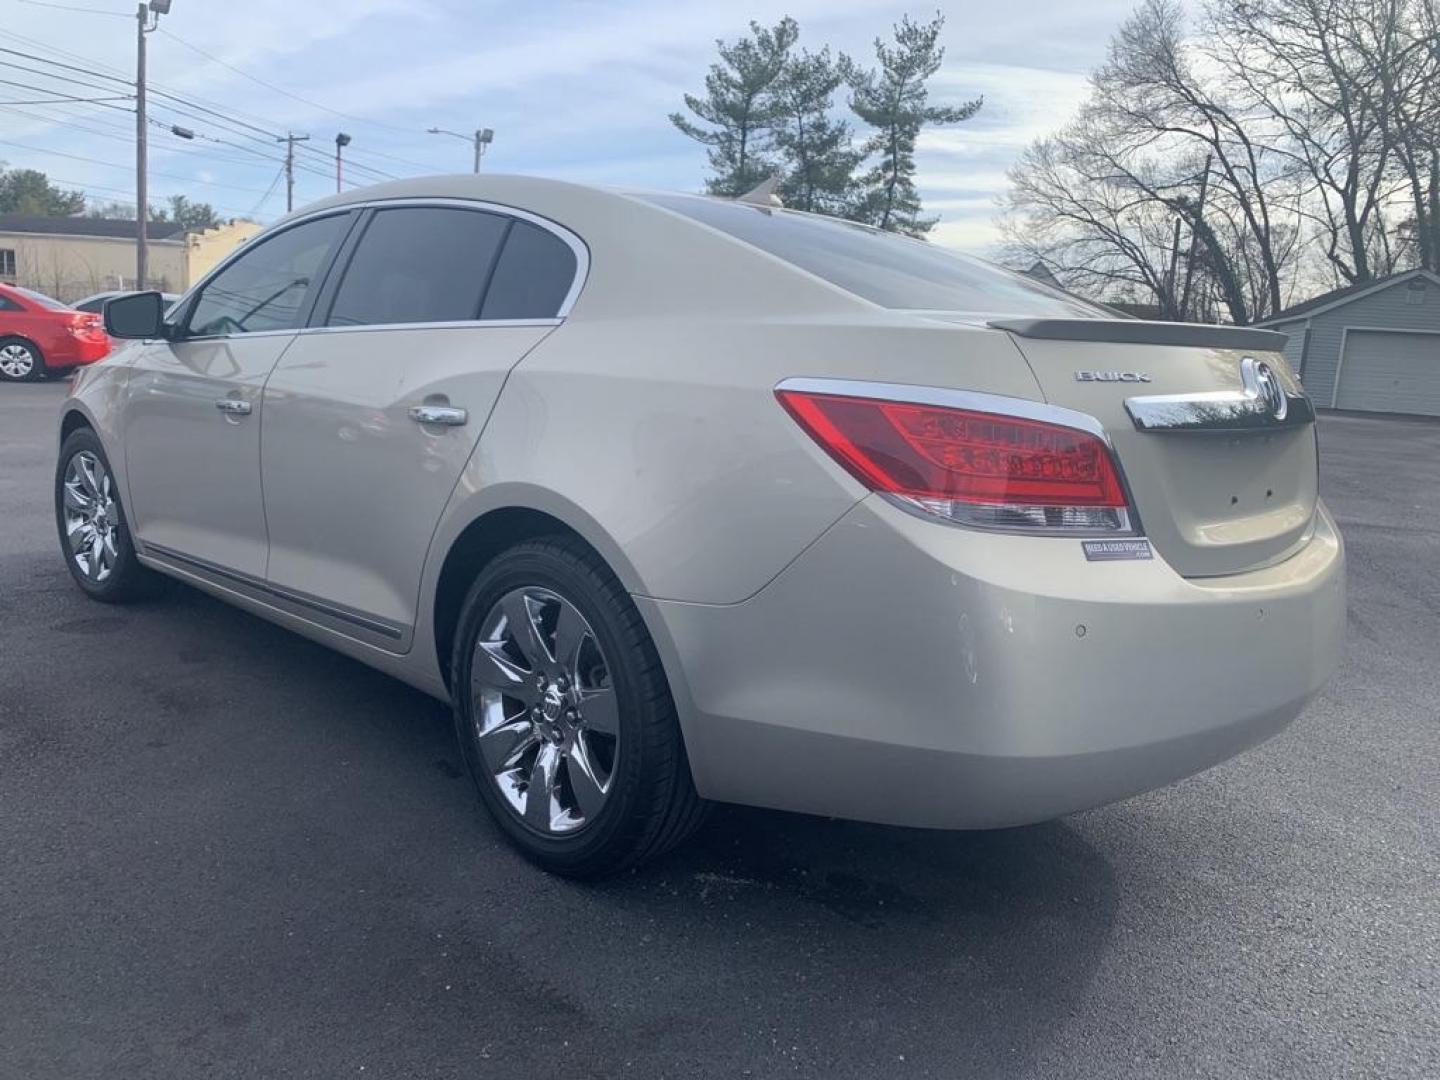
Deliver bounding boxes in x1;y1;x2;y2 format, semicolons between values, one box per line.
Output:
215;398;252;416
408;405;468;426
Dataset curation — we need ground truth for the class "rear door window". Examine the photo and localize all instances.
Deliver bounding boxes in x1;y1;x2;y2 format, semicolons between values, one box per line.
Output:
480;220;578;320
325;206;508;327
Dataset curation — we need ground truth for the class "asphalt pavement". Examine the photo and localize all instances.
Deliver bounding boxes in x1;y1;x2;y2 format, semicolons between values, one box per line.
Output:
1;380;1436;1079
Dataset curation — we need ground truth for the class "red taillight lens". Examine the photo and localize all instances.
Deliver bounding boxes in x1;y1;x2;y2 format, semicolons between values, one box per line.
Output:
777;389;1133;532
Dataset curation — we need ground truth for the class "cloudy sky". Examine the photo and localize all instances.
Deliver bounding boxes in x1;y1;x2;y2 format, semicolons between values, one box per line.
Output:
0;0;1138;252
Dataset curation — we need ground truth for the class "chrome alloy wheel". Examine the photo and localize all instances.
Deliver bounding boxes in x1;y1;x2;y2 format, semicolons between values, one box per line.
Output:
0;343;36;379
61;451;119;583
470;587;620;834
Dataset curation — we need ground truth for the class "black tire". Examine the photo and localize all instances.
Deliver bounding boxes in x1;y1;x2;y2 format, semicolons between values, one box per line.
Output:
54;427;163;603
451;535;708;878
0;337;45;382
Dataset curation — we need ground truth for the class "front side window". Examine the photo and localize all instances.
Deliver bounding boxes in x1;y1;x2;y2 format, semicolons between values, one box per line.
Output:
187;213;349;337
325;207;508;327
638;193;1105;317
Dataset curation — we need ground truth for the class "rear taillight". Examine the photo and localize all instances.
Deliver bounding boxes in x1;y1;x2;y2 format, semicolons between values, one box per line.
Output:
777;386;1134;533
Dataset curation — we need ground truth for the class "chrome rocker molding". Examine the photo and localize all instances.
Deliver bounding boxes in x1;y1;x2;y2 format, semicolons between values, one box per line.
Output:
142;541;406;642
1125;360;1317;433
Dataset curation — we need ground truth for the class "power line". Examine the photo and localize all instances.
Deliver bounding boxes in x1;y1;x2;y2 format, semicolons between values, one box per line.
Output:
0;137;292;196
39;173;261;220
14;0;130;16
0;78;131;108
155;26;428;143
0;27;436;177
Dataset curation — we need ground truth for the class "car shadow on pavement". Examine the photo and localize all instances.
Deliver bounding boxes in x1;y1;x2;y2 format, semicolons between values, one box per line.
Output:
5;571;1119;1078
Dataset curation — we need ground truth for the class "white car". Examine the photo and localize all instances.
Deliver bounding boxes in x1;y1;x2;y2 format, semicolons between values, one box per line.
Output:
57;175;1345;876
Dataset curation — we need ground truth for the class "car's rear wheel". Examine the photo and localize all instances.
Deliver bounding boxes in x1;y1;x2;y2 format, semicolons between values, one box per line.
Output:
55;428;162;602
0;338;44;382
451;536;707;878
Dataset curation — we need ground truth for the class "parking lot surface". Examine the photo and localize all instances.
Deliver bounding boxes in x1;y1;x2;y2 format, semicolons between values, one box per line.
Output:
2;380;1436;1079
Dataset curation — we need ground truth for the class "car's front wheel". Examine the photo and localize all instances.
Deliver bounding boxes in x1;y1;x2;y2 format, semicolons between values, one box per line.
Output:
55;427;162;602
451;536;707;878
0;338;44;382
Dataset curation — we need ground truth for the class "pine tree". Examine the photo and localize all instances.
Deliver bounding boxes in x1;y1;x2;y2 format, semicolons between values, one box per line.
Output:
770;46;863;215
669;17;798;196
846;13;981;235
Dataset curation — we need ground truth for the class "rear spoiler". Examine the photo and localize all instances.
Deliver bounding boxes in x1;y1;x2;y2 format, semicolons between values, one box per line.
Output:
988;318;1288;352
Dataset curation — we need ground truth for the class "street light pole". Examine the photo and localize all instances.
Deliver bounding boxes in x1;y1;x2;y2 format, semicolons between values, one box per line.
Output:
428;126;494;173
135;3;147;289
335;132;351;194
134;0;171;290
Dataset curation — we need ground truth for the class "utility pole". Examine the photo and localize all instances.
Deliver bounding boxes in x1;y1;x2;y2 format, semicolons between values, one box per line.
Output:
275;132;310;212
428;126;494;173
134;0;171;290
334;133;351;194
135;3;147;289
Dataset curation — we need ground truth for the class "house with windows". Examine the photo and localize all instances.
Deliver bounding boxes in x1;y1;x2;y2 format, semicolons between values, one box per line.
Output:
1257;268;1440;417
0;214;262;302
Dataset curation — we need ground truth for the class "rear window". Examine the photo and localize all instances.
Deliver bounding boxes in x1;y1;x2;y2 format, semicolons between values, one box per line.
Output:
14;286;67;310
638;193;1103;317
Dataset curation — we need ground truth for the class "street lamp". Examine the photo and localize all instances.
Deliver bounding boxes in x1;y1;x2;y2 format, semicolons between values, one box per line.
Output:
135;0;174;289
335;132;351;193
427;126;494;173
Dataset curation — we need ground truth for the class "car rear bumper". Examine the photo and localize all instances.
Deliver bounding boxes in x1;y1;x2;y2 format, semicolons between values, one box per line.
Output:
640;496;1345;829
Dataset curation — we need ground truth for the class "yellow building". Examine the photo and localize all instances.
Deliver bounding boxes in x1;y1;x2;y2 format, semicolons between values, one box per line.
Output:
0;214;263;302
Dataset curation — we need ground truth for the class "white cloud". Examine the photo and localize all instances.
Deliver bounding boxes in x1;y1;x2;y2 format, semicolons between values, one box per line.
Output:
2;0;1121;239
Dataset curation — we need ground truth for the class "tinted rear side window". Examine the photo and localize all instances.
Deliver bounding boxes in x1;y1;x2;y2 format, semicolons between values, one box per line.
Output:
638;193;1103;317
480;220;578;320
327;207;508;327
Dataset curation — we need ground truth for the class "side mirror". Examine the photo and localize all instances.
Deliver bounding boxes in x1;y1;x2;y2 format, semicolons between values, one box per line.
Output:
103;291;167;339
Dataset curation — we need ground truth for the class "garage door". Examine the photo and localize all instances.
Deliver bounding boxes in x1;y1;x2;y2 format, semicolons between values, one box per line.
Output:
1335;330;1440;416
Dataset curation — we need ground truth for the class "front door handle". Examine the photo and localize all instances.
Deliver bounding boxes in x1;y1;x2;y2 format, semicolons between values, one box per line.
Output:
215;398;252;416
408;405;468;426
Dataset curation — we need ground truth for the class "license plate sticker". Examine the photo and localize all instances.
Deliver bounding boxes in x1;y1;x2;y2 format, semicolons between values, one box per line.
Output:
1082;539;1154;562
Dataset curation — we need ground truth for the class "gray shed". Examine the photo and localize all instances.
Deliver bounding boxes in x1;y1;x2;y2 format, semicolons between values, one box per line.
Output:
1256;268;1440;416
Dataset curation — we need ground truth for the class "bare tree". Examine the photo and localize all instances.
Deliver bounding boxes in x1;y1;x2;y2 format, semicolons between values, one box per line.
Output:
1208;0;1402;283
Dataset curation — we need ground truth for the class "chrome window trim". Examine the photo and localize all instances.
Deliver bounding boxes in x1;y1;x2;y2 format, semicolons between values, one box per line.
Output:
774;376;1112;444
167;196;589;339
294;317;561;337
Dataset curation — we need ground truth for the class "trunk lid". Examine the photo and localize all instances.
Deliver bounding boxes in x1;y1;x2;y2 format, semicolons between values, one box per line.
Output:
992;319;1317;578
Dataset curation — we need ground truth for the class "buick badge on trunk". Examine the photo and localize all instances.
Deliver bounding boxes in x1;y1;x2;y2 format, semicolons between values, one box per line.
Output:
1075;371;1153;382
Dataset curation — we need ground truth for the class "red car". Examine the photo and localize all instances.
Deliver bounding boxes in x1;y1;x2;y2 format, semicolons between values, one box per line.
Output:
0;282;111;382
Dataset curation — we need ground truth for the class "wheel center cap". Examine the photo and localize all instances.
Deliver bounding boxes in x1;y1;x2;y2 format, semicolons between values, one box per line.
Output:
541;684;565;723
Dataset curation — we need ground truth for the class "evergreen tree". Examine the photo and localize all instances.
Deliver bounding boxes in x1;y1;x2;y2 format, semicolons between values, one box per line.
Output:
163;194;222;232
0;167;86;217
770;46;862;215
669;17;798;196
846;13;981;235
